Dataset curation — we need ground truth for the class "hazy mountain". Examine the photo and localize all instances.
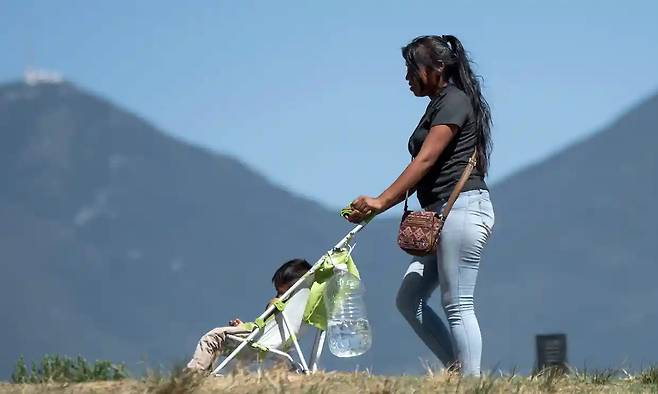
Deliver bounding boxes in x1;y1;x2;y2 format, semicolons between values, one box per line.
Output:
472;91;658;371
0;80;656;377
0;80;411;376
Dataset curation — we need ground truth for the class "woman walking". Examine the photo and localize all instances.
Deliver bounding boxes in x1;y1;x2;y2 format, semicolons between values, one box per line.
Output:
346;35;495;376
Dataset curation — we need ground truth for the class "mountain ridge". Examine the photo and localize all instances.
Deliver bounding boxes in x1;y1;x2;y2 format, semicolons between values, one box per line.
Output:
1;79;656;377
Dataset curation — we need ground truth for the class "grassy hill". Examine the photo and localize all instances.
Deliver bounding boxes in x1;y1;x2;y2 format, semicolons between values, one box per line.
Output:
2;366;658;393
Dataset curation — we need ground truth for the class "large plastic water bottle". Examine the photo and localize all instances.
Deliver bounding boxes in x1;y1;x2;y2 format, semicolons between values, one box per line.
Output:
323;265;372;357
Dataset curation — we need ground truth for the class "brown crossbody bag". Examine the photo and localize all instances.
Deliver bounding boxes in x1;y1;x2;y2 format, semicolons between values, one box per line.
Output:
397;150;478;256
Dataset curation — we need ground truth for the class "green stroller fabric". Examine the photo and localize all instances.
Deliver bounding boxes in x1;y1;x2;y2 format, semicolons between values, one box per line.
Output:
302;248;360;331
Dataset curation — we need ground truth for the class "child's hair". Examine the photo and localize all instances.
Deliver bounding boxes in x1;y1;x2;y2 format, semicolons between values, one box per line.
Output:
272;258;311;288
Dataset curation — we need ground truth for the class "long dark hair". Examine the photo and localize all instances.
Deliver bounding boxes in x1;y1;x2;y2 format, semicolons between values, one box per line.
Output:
402;35;492;175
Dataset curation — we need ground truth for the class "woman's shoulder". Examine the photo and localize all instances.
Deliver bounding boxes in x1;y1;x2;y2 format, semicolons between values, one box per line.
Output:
429;85;472;118
442;84;470;105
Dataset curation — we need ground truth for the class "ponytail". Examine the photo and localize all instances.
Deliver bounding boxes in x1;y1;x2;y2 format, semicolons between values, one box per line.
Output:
442;35;492;175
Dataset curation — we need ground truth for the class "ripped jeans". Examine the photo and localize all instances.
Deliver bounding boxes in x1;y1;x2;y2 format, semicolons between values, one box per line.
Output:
396;189;495;376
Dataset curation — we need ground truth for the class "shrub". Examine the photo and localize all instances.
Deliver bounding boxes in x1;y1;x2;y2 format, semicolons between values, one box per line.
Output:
11;354;127;383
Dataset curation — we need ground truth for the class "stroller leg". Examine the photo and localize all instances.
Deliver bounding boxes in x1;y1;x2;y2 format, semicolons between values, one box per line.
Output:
281;311;309;373
309;329;326;373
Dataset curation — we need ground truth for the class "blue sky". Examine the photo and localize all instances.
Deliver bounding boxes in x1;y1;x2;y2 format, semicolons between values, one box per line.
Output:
2;1;657;211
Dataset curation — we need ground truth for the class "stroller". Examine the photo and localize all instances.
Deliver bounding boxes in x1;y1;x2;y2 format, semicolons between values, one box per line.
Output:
211;218;368;376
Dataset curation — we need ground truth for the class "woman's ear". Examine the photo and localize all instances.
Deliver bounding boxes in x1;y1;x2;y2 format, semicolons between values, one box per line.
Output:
436;61;445;75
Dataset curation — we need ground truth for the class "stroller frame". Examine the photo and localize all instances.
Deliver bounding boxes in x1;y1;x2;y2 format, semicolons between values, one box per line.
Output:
211;223;367;376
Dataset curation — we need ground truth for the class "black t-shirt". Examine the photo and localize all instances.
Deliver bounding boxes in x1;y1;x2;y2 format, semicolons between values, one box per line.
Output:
408;84;488;208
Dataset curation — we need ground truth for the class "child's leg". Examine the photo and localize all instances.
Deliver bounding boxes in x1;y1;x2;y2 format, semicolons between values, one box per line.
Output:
186;326;249;372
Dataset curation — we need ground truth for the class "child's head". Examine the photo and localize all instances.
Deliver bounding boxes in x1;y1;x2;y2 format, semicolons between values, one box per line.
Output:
272;258;311;296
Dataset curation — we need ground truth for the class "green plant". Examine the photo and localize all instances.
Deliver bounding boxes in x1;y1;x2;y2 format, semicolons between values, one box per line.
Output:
10;356;30;384
10;354;127;383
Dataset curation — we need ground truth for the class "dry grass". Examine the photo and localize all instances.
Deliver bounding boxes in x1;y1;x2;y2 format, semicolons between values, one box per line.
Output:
2;366;658;393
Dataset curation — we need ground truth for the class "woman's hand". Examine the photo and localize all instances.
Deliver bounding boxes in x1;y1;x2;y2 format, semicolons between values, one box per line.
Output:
346;196;385;223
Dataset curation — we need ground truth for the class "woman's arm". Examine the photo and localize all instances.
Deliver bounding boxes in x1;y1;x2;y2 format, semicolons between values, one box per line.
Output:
388;186;417;208
379;124;458;209
349;124;458;220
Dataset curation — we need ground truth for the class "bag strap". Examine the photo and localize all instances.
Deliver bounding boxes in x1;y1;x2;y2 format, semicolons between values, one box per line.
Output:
403;187;410;212
439;150;478;221
403;149;478;216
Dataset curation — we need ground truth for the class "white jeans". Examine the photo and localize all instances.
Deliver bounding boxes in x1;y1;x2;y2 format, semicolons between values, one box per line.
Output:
396;189;495;376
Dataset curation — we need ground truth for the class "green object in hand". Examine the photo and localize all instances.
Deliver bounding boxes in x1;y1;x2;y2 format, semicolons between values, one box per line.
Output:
340;205;375;223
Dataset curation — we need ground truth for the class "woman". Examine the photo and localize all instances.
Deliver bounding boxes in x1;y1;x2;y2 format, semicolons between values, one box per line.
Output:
346;35;495;376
